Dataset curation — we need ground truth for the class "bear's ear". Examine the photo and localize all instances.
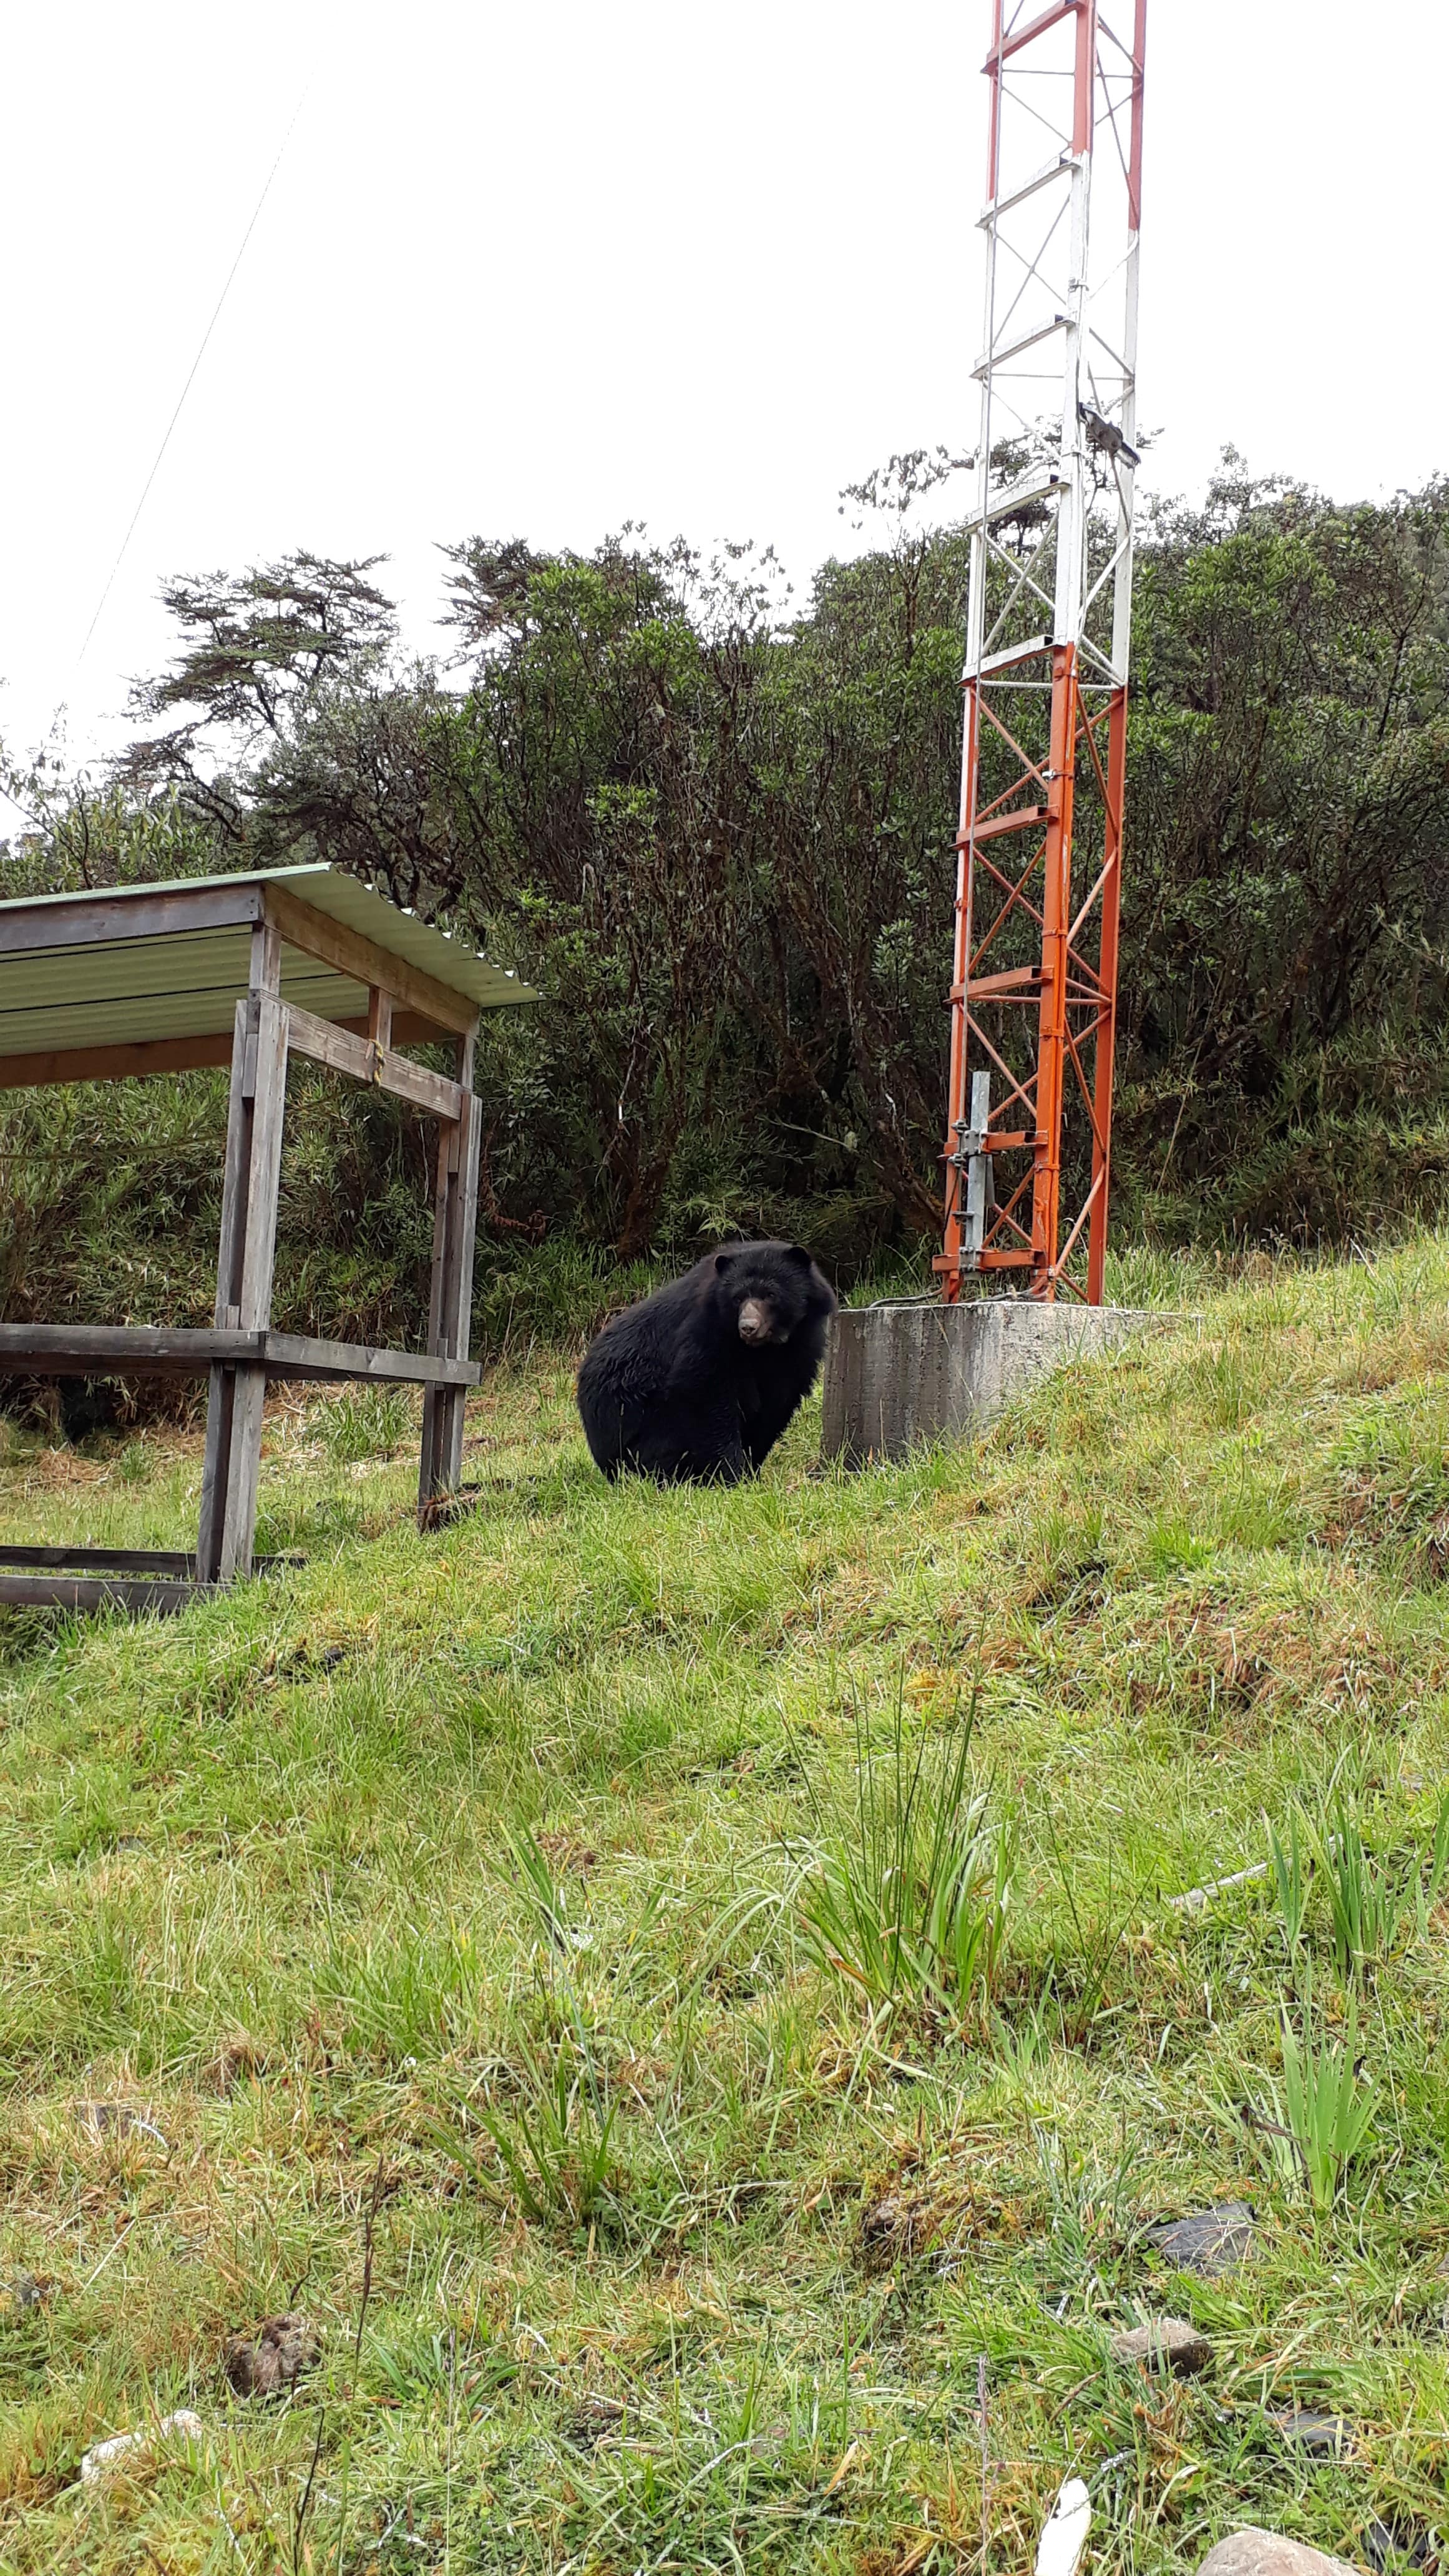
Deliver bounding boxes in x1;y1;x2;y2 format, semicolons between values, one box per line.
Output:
786;1244;814;1267
714;1250;736;1275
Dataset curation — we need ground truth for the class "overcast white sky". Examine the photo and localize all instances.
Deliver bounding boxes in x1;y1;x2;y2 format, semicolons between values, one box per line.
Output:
1;0;1444;780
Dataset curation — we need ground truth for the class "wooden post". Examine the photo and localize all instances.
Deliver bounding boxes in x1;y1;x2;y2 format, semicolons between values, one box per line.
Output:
197;924;288;1583
418;1021;481;1516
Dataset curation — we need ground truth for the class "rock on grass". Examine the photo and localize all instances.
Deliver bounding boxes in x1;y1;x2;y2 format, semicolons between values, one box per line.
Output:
224;2313;319;2398
1266;2406;1355;2457
1111;2314;1212;2374
1198;2535;1364;2576
1144;2202;1254;2276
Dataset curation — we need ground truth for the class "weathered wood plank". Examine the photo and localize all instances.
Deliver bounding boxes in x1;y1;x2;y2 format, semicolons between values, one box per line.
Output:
0;1574;212;1615
282;1002;464;1120
216;975;286;1584
0;1327;265;1372
0;1032;238;1088
418;1118;456;1508
265;884;477;1037
261;1334;480;1386
218;1370;267;1582
213;999;253;1330
0;1545;303;1575
451;1091;482;1362
251;914;282;993
237;993;288;1332
0;1009;451;1093
197;1365;234;1583
437;1093;482;1494
0;1544;198;1574
0;884;265;957
0;1324;480;1385
198;997;255;1583
419;1022;483;1510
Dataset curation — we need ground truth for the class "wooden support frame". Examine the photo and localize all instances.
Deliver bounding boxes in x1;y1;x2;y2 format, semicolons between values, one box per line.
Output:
0;1009;451;1094
264;884;477;1037
198;935;286;1582
0;882;266;956
0;874;489;1612
0;1328;481;1383
418;1029;481;1515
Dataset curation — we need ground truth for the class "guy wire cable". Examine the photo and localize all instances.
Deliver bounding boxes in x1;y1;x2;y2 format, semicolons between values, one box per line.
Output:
75;72;315;668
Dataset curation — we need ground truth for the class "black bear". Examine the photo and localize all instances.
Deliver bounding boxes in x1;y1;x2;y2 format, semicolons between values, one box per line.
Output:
577;1241;837;1485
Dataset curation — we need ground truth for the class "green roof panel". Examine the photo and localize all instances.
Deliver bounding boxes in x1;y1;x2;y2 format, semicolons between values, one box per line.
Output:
0;866;536;1065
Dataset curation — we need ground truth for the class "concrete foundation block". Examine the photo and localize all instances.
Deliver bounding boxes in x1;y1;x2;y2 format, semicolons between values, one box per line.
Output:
820;1297;1149;1466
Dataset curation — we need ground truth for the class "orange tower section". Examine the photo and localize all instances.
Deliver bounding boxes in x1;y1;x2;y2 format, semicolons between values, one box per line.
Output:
938;1;1146;1304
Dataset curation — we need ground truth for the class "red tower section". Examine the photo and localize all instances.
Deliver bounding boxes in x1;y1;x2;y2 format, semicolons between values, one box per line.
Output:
938;1;1146;1304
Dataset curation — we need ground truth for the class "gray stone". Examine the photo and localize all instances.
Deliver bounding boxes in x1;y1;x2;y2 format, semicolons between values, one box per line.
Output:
1265;2408;1354;2457
820;1298;1151;1466
1110;2314;1212;2375
1363;2517;1433;2573
6;2271;42;2311
1197;2533;1362;2576
1144;2202;1254;2277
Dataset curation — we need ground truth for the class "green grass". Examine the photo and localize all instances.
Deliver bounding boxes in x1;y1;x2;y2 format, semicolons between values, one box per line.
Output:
2;1243;1449;2572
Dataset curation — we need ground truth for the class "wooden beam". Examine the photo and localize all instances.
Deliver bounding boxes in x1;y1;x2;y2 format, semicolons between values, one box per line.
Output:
282;1001;464;1120
0;1544;198;1574
197;970;288;1586
0;1573;213;1616
262;1332;479;1386
418;1025;482;1515
0;1010;451;1092
0;1031;237;1088
0;1327;242;1372
0;1544;303;1575
237;990;288;1332
0;1323;481;1386
0;883;264;956
265;883;479;1038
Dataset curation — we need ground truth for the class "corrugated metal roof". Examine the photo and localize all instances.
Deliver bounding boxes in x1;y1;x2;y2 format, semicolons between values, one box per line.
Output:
0;866;537;1061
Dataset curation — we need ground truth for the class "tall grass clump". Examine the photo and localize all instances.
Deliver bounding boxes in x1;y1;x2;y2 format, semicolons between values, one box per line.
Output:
1314;1790;1449;1977
1266;1778;1449;1975
1256;1976;1379;2223
797;1684;1015;2034
424;1823;627;2240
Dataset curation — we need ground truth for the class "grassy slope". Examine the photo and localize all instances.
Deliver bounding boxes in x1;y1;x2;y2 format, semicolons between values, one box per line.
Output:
1;1247;1448;2574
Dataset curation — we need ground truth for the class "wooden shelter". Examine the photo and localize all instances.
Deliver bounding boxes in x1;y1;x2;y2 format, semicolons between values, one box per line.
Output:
0;866;535;1614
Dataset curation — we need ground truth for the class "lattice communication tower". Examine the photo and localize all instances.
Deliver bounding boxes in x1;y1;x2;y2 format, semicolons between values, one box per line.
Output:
938;0;1146;1303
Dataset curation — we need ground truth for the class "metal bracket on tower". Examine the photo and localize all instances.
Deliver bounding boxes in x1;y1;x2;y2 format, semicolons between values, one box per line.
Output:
948;1070;996;1268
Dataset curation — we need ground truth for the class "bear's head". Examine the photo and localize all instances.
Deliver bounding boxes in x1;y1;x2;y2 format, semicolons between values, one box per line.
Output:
711;1241;836;1346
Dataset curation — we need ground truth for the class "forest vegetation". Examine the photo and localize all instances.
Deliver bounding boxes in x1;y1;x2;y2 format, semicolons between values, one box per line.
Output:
2;453;1448;1362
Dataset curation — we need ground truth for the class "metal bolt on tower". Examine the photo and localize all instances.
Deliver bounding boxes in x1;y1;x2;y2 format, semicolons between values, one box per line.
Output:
938;0;1146;1304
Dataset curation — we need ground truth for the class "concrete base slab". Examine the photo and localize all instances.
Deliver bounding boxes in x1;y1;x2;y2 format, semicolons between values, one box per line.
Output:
820;1297;1149;1466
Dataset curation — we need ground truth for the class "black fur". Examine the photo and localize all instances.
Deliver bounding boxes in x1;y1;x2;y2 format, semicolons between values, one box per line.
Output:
577;1241;837;1485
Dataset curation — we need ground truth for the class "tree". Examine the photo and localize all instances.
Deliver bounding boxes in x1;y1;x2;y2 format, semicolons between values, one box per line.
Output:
115;553;398;846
